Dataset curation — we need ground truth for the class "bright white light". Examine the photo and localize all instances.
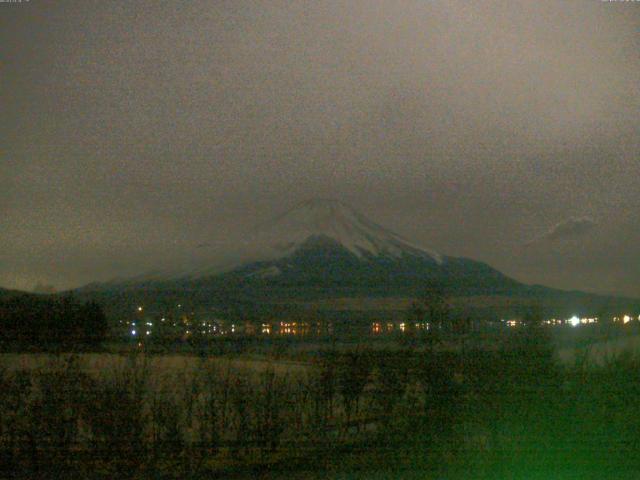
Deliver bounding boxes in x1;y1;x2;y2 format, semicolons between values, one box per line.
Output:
131;330;137;336
623;315;631;324
569;316;580;327
137;306;143;312
146;330;150;335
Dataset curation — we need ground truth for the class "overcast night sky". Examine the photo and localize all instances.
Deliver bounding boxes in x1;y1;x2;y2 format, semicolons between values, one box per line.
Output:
2;1;639;297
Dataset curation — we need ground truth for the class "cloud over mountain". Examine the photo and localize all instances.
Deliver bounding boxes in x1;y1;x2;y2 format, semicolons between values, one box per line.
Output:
528;217;597;245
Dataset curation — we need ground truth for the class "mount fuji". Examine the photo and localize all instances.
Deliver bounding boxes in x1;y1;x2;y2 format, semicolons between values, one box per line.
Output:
78;198;639;318
86;199;522;297
213;199;520;296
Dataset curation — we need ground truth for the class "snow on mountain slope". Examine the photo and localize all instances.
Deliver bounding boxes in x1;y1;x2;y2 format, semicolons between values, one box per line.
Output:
246;198;442;264
90;199;442;286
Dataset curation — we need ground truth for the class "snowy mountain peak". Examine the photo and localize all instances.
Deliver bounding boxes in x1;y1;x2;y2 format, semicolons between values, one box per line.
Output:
107;199;443;284
250;198;442;263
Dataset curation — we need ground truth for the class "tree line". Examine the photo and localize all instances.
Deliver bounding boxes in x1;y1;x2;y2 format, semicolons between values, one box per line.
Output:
0;294;107;349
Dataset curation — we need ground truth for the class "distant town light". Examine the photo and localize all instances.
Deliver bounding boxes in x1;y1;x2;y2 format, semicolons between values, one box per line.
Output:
137;306;143;312
623;315;631;324
146;330;150;335
569;316;580;327
131;330;137;336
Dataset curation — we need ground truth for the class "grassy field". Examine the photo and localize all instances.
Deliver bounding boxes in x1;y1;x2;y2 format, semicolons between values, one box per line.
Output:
2;327;640;479
0;352;310;375
557;332;640;365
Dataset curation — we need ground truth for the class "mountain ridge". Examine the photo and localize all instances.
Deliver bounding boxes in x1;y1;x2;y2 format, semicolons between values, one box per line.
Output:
73;199;639;319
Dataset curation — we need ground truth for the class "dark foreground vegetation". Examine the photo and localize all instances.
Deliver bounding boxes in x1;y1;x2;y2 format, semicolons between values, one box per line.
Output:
0;295;107;350
1;326;640;479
